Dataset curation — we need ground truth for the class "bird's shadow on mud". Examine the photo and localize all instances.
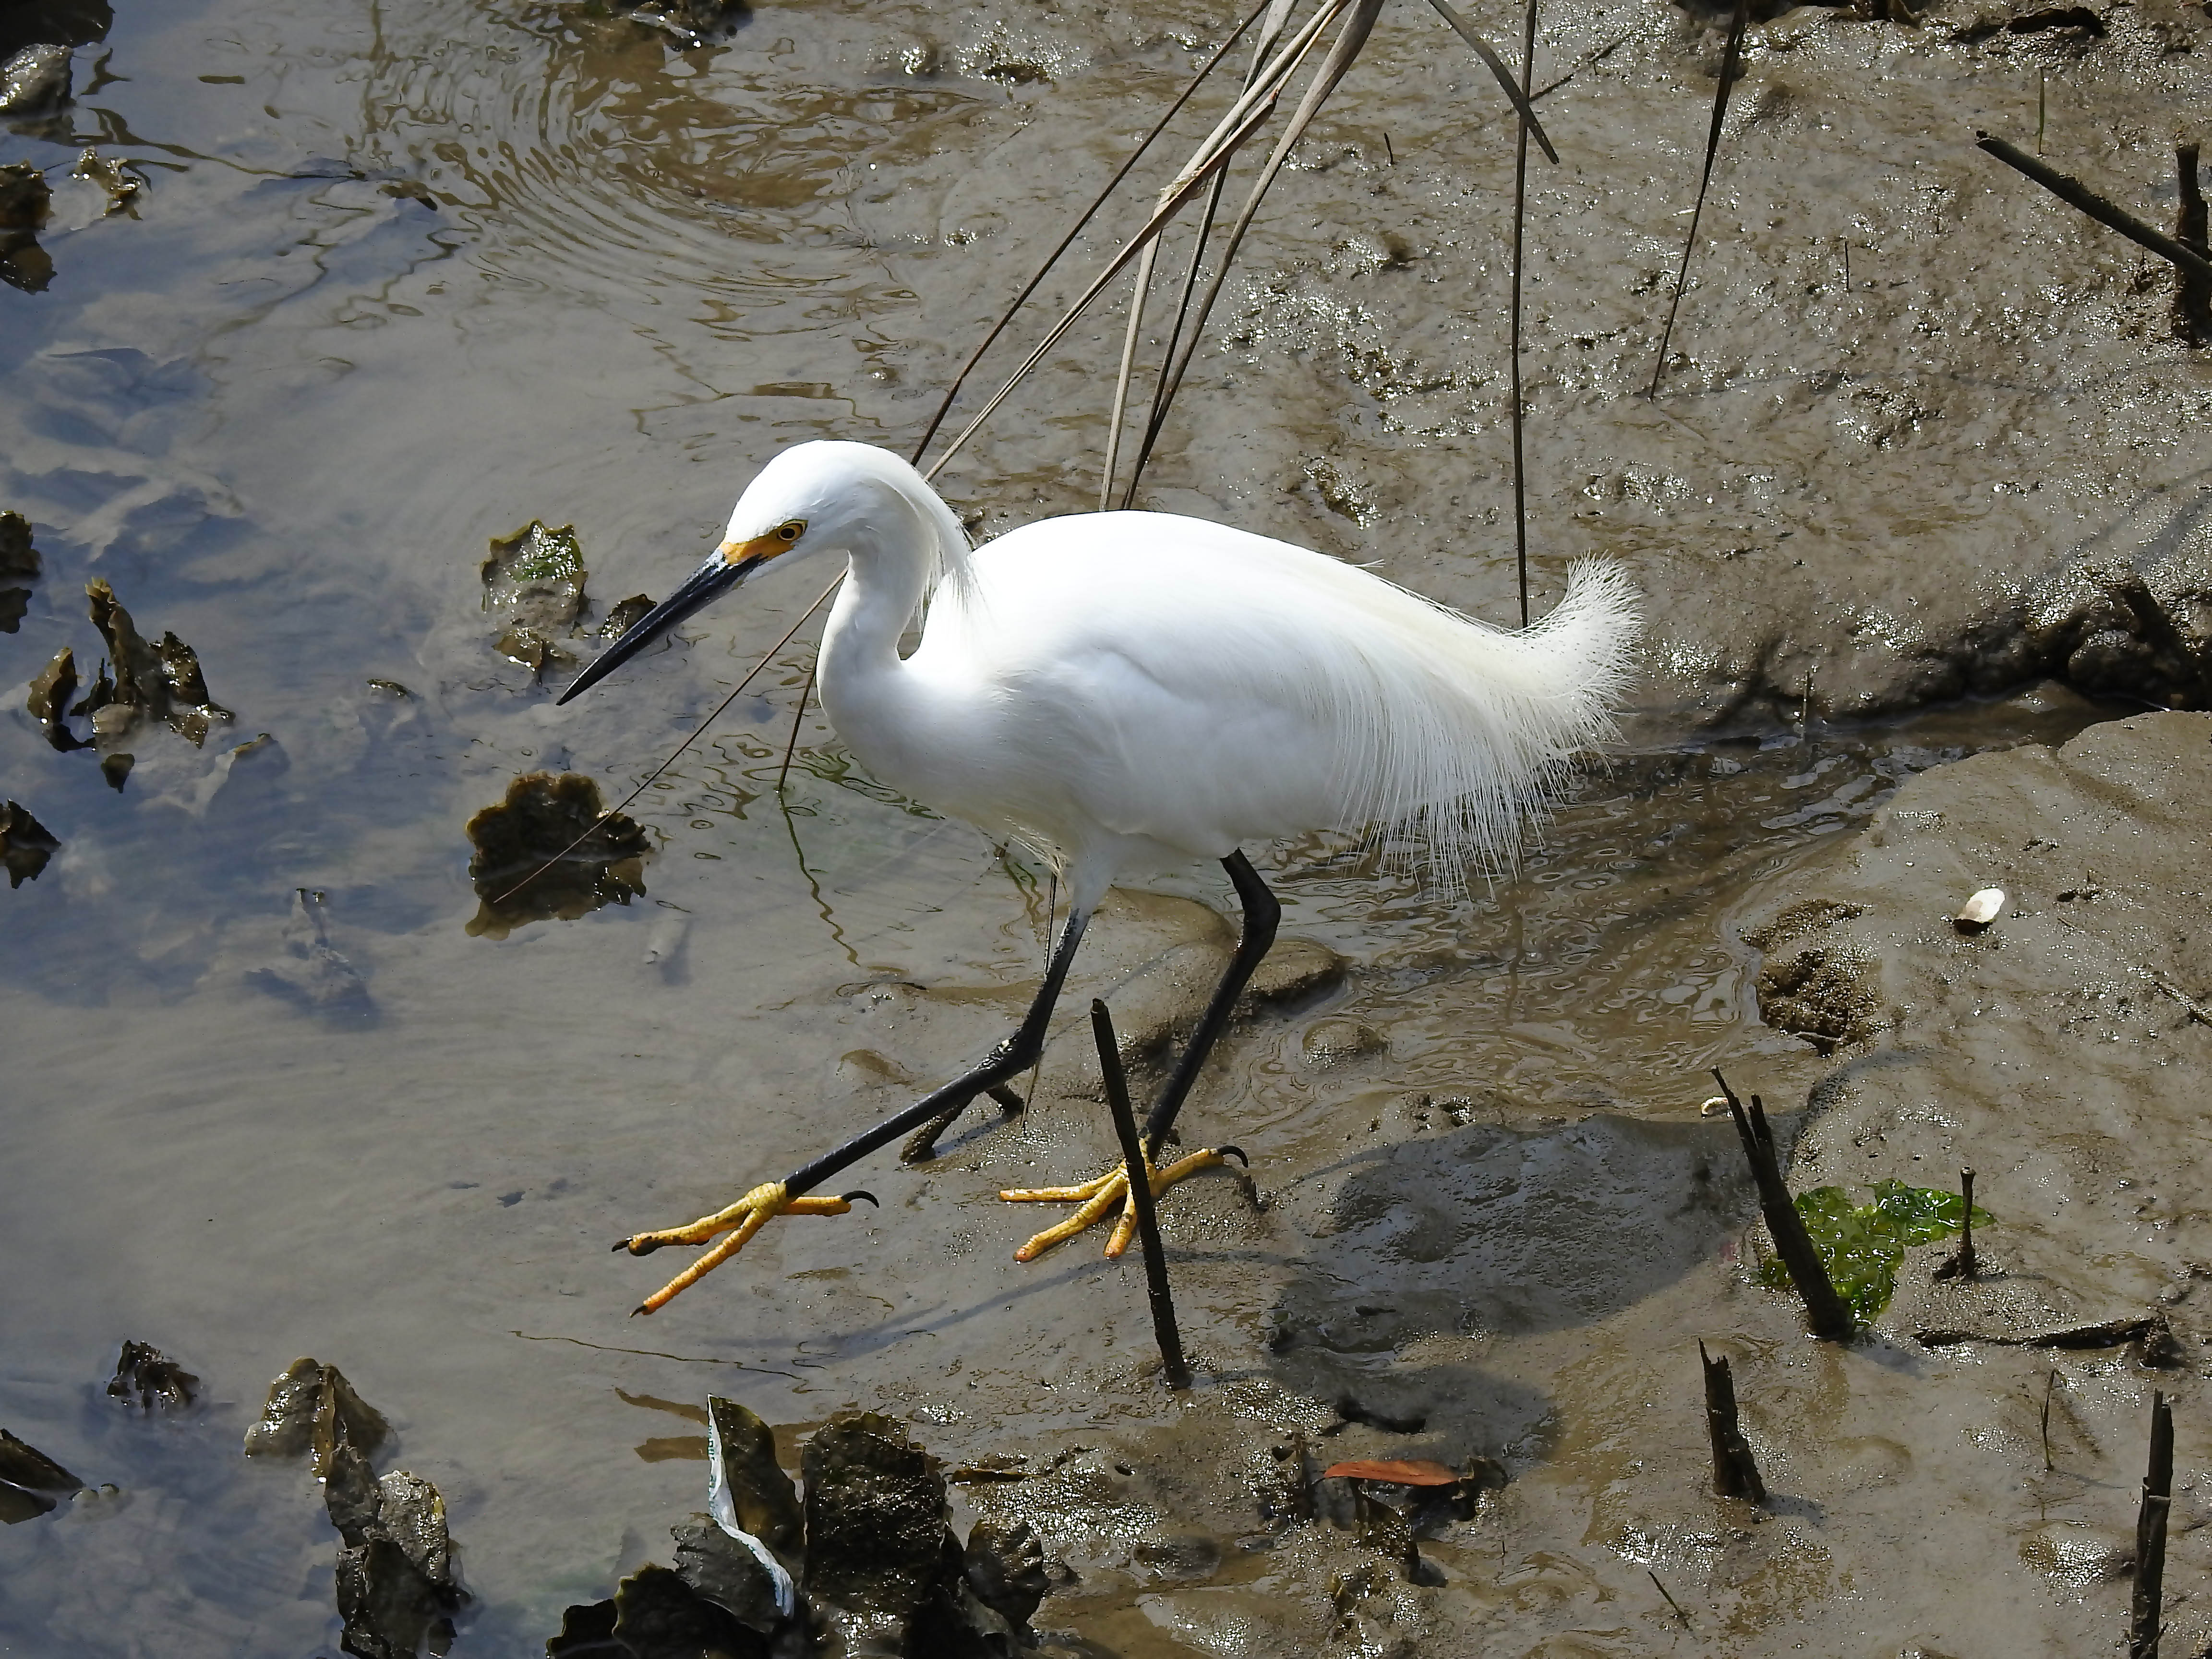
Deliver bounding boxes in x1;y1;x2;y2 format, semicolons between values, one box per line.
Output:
1262;1112;1759;1455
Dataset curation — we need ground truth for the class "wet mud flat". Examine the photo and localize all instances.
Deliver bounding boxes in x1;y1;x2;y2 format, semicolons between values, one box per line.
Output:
2;0;2211;1653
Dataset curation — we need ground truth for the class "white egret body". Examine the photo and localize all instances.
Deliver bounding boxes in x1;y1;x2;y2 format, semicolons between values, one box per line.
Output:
561;440;1638;1309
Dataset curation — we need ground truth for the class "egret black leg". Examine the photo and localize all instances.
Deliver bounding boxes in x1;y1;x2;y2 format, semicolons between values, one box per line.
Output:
1142;849;1279;1147
613;907;1090;1311
999;850;1276;1262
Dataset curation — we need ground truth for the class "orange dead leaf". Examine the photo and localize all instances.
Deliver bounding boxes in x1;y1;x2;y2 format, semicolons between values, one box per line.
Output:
1319;1458;1460;1486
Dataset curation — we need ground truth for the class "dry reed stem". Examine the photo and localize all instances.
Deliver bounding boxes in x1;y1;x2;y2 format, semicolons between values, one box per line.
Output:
1649;0;1750;398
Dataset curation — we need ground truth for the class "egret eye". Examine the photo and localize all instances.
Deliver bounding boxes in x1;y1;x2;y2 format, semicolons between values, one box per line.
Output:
777;521;804;542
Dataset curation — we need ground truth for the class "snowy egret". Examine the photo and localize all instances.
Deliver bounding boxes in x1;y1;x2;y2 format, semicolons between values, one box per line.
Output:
560;440;1637;1312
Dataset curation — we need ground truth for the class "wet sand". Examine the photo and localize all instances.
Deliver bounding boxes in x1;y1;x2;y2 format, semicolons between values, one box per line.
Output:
3;0;2211;1651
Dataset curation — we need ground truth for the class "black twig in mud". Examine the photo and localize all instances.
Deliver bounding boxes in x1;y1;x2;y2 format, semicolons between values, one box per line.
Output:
907;0;1273;464
1975;134;2212;290
1092;998;1190;1391
1713;1069;1856;1340
2175;144;2210;346
1508;0;1539;628
1699;1340;1767;1503
490;581;840;908
1935;1166;1980;1280
2131;1391;2174;1659
1648;1569;1695;1629
2041;1369;2058;1473
1648;0;1750;400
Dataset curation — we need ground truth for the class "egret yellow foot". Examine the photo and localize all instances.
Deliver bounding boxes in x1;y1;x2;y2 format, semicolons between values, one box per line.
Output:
613;1181;876;1314
1000;1146;1244;1262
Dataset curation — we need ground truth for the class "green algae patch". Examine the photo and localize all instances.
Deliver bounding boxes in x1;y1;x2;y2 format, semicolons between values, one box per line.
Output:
1757;1181;1993;1323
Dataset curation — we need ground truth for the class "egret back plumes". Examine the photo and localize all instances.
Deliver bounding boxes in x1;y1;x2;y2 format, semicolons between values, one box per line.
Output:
764;444;1639;903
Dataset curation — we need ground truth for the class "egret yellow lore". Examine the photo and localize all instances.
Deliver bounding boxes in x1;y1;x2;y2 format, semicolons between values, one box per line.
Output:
559;440;1638;1313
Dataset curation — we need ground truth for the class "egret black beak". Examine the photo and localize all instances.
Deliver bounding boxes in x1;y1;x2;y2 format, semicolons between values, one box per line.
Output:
556;551;759;706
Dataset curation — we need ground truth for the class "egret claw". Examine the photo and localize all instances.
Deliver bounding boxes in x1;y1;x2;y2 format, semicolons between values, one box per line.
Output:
619;1180;869;1314
1001;1145;1245;1262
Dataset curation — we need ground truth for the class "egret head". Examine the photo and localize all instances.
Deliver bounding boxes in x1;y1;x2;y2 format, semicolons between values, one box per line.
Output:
556;443;888;707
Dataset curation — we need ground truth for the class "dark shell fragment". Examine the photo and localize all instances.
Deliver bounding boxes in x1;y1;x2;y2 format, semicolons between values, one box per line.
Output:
106;1339;198;1410
0;800;60;888
465;771;649;938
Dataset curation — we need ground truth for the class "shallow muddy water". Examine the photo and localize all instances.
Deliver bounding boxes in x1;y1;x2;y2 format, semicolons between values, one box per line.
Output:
3;0;2210;1652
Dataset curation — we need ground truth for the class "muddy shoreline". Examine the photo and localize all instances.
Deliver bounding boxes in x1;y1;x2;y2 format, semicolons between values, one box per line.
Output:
4;0;2212;1652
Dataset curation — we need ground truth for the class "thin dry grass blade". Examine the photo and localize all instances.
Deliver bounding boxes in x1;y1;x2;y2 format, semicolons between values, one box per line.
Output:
922;91;1289;480
492;578;842;907
1648;0;1750;399
1422;0;1559;163
908;0;1272;465
1118;0;1387;500
1106;0;1306;511
1102;239;1162;510
1509;0;1538;626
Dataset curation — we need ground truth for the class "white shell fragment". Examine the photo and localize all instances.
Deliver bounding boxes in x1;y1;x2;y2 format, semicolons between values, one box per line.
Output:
1953;888;2006;933
707;1402;798;1617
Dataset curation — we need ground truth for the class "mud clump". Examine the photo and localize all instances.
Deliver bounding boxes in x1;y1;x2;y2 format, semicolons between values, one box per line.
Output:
84;577;234;746
550;1404;1056;1657
0;44;72;117
481;520;587;678
248;888;373;1018
0;800;60;888
465;771;649;938
242;1356;392;1475
0;1427;82;1523
106;1339;199;1411
247;1357;466;1659
1754;946;1881;1052
0;508;36;632
0;160;51;292
802;1411;960;1648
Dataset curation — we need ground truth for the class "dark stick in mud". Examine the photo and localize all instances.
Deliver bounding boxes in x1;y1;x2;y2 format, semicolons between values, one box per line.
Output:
1648;1570;1694;1629
1508;0;1538;627
2174;144;2209;345
1092;999;1190;1390
1648;0;1750;399
1699;1340;1767;1503
1956;1167;1979;1277
2042;1370;2057;1472
1974;134;2212;289
2130;1391;2173;1659
1712;1069;1856;1340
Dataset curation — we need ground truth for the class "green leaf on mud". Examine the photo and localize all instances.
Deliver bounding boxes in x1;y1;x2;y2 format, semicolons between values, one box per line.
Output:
1756;1181;1994;1322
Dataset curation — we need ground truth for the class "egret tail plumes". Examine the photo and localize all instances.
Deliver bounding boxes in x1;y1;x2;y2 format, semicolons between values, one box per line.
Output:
1338;555;1640;890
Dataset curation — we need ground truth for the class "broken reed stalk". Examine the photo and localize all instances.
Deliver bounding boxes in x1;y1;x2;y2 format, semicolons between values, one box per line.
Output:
1699;1340;1767;1503
1957;1167;1979;1277
2130;1391;2174;1659
489;579;842;907
1092;999;1191;1391
1712;1069;1856;1340
2042;1369;2057;1472
1648;0;1750;399
775;657;816;790
1973;133;2212;289
2175;144;2210;346
1648;1570;1694;1629
909;0;1274;464
1508;0;1538;628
